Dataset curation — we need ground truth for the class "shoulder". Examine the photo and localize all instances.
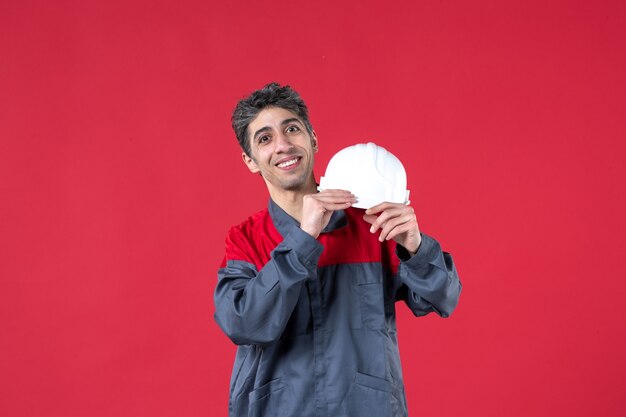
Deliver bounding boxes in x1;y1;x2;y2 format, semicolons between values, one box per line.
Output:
223;208;278;267
228;208;270;236
226;208;271;247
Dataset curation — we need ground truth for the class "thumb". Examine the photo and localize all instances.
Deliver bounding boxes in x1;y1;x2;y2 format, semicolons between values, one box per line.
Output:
362;214;377;225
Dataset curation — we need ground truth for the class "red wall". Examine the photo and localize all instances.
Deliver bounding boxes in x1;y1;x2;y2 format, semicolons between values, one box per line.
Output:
1;1;625;416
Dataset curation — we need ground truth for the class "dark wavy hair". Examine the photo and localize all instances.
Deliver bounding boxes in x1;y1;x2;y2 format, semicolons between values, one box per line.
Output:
231;82;314;157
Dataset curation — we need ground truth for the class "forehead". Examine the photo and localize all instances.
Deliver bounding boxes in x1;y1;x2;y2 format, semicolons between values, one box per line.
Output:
248;107;302;136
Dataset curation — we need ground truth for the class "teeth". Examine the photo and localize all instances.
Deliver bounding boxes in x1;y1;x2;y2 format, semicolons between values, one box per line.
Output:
277;158;299;168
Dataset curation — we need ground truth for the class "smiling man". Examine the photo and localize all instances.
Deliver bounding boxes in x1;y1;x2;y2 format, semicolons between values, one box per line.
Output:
214;82;461;417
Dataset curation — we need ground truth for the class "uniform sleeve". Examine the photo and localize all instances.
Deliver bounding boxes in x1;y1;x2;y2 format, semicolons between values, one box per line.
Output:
214;226;323;346
393;233;462;318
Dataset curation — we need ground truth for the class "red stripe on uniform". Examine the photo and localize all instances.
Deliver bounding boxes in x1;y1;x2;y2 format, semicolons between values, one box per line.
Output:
223;208;399;274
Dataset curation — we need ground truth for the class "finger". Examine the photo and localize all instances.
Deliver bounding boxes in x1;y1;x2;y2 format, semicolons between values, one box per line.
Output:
385;222;415;242
365;201;403;215
369;207;406;233
314;194;357;203
319;188;353;193
370;205;415;232
305;194;353;208
318;201;354;211
378;215;412;241
314;191;356;203
317;189;355;198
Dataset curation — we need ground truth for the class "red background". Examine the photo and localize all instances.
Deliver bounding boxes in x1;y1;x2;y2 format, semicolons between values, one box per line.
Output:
1;0;625;416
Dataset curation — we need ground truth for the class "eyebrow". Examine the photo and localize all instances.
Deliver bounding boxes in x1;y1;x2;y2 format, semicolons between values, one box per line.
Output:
252;118;304;141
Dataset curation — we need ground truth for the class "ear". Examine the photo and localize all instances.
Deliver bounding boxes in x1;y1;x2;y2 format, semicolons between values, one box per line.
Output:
242;152;260;173
311;131;319;153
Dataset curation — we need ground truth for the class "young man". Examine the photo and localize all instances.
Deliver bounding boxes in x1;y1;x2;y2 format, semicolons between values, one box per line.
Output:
214;83;461;417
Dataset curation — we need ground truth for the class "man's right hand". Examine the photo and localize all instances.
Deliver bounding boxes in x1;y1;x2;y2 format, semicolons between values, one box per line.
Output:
300;190;356;238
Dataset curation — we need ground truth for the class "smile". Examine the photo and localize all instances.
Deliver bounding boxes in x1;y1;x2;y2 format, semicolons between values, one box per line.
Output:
276;157;301;168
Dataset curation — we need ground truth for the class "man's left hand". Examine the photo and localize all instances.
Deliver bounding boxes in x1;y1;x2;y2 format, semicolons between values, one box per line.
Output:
363;202;422;255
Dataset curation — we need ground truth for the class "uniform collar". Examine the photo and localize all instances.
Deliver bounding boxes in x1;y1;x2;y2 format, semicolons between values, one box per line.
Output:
268;198;348;238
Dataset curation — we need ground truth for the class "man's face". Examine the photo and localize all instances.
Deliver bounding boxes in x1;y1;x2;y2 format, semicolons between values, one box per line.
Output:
242;107;318;194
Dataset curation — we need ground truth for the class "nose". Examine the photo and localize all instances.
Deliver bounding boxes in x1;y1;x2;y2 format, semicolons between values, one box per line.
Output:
274;132;294;153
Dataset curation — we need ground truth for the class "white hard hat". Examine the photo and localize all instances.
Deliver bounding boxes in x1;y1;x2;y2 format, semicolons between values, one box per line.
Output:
318;142;410;209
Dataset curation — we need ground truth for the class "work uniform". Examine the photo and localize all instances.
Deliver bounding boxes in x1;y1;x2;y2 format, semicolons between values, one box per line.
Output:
215;199;461;417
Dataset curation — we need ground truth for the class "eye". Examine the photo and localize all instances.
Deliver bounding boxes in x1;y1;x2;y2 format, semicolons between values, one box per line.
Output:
258;135;271;144
286;125;300;133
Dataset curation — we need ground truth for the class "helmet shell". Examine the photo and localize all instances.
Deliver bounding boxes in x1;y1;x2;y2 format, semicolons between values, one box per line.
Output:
318;142;410;209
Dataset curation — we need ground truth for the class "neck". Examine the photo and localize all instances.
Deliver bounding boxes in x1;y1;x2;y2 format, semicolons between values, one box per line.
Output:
268;178;318;223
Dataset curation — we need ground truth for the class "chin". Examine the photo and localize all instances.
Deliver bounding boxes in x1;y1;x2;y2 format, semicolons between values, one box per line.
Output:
264;170;313;193
277;174;312;191
281;180;308;191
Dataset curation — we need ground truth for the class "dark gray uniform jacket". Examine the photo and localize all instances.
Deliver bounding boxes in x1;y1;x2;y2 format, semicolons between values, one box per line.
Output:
215;200;461;417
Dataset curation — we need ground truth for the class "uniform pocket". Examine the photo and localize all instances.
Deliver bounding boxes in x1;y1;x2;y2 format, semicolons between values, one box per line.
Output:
340;372;391;417
247;378;293;417
358;282;386;329
390;384;407;417
232;376;254;417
